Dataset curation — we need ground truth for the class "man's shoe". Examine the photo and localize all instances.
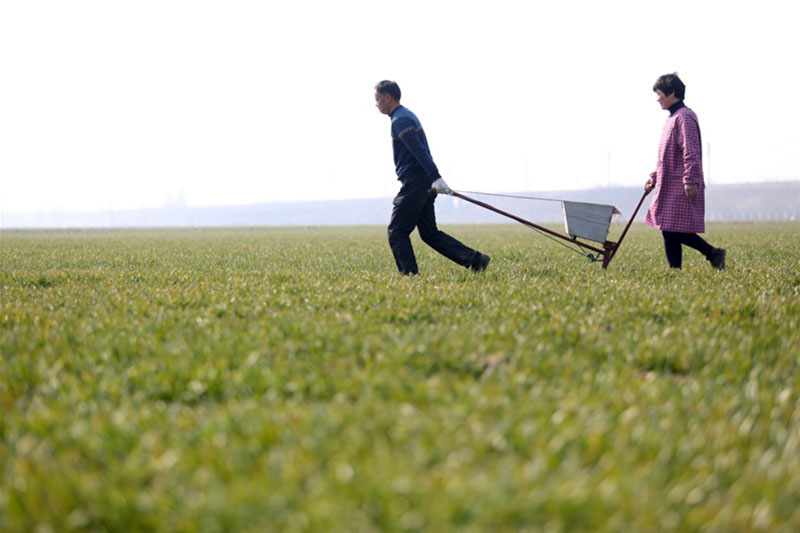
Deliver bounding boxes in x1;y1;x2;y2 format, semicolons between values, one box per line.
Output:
709;248;726;270
471;253;491;272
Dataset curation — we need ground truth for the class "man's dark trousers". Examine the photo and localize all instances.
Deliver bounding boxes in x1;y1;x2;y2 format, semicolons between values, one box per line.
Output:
388;178;478;275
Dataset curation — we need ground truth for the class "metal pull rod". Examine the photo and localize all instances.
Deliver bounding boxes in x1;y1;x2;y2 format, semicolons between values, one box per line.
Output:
446;188;650;270
607;189;649;264
449;190;607;256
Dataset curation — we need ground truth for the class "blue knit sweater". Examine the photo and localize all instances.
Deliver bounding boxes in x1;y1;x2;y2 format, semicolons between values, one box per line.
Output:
390;106;441;184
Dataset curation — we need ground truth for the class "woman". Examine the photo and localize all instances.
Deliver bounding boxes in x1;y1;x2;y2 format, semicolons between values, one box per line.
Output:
644;73;726;270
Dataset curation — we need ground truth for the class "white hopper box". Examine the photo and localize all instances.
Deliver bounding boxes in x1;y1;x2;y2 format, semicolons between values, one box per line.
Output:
561;201;621;243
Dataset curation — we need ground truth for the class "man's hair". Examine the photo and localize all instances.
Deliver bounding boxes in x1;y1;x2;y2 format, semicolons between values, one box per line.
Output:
653;73;686;100
375;80;401;102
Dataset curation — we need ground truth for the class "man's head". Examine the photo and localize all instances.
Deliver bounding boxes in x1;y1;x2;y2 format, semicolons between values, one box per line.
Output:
653;73;685;110
375;80;401;115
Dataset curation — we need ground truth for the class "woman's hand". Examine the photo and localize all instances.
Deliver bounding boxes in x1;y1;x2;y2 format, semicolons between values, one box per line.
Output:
644;178;656;195
684;183;698;199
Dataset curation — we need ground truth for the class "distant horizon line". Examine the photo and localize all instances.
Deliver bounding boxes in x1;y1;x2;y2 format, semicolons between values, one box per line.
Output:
3;179;798;216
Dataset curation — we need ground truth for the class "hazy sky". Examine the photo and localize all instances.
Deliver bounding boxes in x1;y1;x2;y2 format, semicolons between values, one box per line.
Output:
2;0;798;215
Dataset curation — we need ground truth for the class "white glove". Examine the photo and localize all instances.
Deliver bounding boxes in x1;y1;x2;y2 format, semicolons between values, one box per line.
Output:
431;177;452;195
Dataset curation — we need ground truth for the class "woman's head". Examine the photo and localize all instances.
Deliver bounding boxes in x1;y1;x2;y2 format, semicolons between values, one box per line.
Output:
653;73;685;100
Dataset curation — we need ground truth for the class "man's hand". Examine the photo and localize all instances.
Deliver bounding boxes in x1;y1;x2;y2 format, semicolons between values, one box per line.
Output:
430;177;452;195
644;178;656;196
684;183;698;199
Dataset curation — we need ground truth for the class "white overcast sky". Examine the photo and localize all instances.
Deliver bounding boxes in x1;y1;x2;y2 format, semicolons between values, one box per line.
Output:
1;0;798;214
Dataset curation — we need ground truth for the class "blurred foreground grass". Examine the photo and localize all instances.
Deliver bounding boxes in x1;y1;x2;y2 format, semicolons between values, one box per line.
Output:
2;223;799;531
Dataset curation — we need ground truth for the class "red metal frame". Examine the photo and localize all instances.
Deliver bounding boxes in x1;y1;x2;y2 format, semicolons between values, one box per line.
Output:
449;189;649;269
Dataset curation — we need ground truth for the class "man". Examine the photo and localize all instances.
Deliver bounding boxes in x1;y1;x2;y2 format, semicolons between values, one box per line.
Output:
374;80;490;275
644;73;726;270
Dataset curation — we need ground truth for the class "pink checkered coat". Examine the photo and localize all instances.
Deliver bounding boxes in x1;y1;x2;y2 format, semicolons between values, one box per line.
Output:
644;106;705;233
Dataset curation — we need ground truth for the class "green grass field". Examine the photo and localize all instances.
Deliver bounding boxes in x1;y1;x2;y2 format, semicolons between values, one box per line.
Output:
2;223;799;531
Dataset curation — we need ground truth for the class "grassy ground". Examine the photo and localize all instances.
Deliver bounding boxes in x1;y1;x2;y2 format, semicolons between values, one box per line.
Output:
2;223;799;531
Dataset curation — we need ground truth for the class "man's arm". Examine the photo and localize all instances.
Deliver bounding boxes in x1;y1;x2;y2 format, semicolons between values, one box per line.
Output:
394;118;441;180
